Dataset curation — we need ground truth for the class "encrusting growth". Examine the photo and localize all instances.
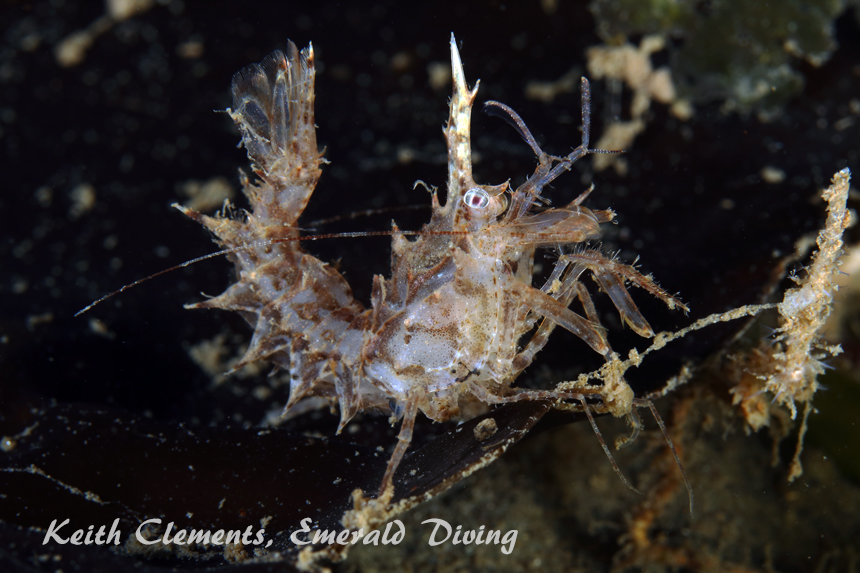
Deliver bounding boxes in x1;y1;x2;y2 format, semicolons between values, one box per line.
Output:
771;168;852;415
731;168;853;481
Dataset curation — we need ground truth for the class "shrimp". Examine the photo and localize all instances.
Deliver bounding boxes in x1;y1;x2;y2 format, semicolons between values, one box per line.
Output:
176;34;691;508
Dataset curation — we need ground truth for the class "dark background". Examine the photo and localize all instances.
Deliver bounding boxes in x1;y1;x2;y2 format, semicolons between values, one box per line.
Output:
1;1;859;571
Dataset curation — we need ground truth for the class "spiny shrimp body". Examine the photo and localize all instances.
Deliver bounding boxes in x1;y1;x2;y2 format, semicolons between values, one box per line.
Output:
178;35;688;502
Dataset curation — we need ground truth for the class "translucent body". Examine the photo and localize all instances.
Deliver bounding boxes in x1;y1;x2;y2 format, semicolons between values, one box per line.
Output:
179;36;688;500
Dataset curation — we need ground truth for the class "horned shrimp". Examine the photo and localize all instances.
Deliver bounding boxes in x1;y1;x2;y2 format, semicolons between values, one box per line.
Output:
89;34;694;512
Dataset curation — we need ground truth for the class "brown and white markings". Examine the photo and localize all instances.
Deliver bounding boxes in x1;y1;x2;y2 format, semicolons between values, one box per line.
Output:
172;34;691;510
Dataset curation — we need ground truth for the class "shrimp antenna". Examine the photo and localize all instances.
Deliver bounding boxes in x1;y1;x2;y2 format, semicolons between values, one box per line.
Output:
529;78;623;191
305;203;427;228
483;100;546;159
75;243;273;317
578;77;622;155
75;230;406;317
76;225;509;317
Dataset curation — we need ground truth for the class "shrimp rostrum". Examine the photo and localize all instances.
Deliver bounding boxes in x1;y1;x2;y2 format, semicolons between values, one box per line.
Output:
177;34;691;507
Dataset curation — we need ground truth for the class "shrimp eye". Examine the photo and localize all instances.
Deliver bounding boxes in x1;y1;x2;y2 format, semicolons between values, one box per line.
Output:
464;187;490;209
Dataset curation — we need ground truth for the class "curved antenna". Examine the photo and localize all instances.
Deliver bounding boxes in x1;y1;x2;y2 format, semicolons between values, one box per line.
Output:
530;78;624;192
483;100;546;159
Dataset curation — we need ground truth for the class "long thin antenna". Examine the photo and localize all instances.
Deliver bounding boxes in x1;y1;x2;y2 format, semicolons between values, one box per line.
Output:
304;203;427;228
75;230;408;317
80;224;596;317
75;246;258;317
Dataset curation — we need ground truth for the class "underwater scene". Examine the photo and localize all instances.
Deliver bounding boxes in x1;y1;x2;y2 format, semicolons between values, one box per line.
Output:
2;1;859;571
